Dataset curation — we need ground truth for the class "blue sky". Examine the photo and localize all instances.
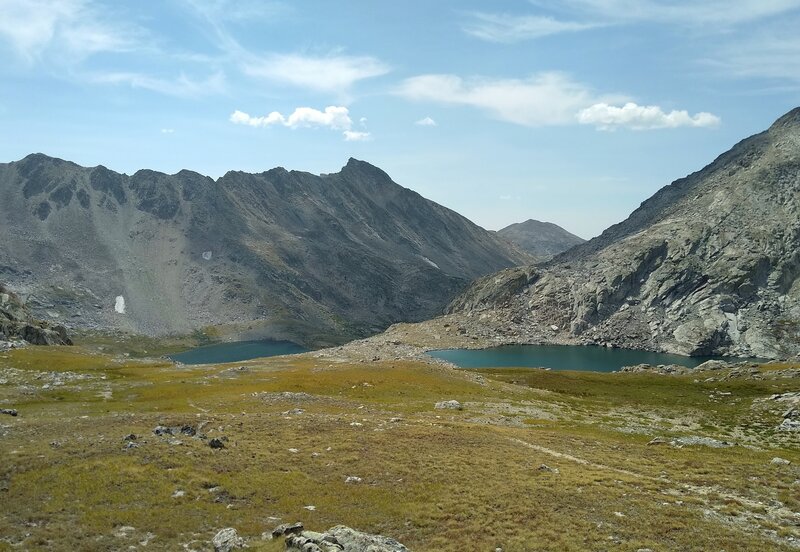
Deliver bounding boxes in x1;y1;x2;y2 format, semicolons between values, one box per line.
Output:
1;0;799;237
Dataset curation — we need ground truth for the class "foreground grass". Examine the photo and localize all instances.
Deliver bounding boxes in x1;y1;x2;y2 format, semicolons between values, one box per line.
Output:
0;346;798;551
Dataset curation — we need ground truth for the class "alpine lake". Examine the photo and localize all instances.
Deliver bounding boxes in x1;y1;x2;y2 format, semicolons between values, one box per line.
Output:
170;340;756;371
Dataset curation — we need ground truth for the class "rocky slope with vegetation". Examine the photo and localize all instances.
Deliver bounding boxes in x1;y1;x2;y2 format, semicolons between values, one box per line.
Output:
497;219;585;259
446;108;800;359
0;156;529;347
0;283;71;347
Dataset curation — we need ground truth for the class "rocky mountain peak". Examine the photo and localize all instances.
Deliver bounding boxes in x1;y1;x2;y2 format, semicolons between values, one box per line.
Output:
0;155;528;346
769;106;800;132
448;109;800;359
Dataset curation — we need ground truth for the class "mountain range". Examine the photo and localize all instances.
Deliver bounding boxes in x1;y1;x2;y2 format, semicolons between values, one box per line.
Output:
0;156;530;346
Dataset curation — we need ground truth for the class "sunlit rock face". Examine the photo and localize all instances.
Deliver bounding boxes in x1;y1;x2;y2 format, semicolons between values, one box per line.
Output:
449;108;800;359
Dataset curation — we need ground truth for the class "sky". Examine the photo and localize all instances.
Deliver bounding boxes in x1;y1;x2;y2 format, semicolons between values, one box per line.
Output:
1;1;799;238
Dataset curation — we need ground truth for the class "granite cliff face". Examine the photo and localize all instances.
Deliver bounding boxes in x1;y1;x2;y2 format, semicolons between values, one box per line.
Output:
497;219;585;259
448;108;800;359
0;283;71;346
0;156;528;346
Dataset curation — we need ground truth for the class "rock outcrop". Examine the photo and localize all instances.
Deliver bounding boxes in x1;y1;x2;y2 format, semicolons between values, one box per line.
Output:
0;283;71;347
447;108;800;359
284;525;408;552
0;156;529;346
497;219;585;259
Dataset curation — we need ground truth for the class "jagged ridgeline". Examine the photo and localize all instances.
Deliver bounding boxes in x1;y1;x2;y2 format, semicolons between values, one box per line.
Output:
449;108;800;359
0;157;529;346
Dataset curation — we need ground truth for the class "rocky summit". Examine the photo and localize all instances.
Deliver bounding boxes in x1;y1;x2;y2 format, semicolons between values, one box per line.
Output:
447;108;800;359
0;156;528;346
497;219;585;259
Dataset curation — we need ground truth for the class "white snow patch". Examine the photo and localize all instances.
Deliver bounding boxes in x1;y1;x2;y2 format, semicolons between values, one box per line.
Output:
420;256;440;269
202;251;212;260
114;296;126;314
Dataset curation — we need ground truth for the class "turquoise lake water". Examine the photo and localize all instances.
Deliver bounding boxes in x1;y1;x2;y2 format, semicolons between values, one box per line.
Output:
427;344;755;372
168;340;308;365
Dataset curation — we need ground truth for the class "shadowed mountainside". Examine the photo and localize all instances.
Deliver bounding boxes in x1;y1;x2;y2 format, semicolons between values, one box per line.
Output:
0;156;529;346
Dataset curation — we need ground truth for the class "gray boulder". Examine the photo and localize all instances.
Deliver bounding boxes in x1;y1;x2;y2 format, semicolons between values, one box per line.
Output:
212;527;245;552
434;400;462;410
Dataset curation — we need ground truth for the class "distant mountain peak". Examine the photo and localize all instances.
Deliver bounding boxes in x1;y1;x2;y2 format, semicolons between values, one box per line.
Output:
497;219;585;259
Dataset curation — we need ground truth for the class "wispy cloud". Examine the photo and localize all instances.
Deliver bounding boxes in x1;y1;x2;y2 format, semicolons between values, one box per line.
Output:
415;116;438;126
399;72;718;130
230;106;370;141
463;12;600;42
94;71;226;98
706;25;800;84
343;130;371;142
398;72;625;126
242;52;390;94
536;0;800;27
577;102;720;130
0;0;144;63
183;0;291;23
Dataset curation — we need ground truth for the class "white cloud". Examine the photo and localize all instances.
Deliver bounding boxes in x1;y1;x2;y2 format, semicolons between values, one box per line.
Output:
0;0;143;62
230;106;352;129
415;116;438;126
343;130;372;142
242;52;390;93
94;71;226;98
537;0;800;27
231;106;370;141
160;128;175;134
463;12;599;42
398;72;626;126
577;102;721;130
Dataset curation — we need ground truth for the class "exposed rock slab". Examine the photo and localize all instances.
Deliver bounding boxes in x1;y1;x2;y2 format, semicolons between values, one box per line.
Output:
446;108;800;359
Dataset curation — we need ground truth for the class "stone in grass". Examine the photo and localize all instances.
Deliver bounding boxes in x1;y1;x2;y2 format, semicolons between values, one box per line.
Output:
272;522;304;538
209;438;225;449
1;408;18;416
212;527;245;552
327;525;408;552
771;457;791;466
434;400;462;410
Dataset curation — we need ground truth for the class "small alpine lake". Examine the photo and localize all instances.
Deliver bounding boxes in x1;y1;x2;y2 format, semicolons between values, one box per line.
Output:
168;339;308;365
427;344;758;372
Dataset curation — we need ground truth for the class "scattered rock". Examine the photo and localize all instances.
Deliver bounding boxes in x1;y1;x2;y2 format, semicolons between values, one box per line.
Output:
272;522;304;539
123;433;137;441
304;505;316;511
1;408;18;417
212;527;245;552
434;400;463;410
209;438;225;449
172;490;186;498
537;464;559;473
345;476;362;484
771;457;791;466
694;360;730;371
648;436;733;448
284;525;408;552
327;525;408;552
124;442;139;450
